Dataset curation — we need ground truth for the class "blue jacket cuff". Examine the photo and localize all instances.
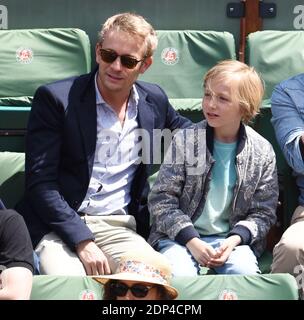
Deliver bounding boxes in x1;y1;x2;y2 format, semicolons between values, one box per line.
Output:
227;225;251;245
175;225;200;246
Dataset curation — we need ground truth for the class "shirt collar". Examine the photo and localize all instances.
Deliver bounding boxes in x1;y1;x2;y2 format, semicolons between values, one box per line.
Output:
94;72;139;119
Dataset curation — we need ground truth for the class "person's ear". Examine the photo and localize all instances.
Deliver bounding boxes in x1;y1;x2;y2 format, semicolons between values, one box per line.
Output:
139;56;153;74
95;43;102;64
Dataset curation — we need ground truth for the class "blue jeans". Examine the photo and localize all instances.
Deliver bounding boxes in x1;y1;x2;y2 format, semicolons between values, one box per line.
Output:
33;251;40;275
157;236;260;276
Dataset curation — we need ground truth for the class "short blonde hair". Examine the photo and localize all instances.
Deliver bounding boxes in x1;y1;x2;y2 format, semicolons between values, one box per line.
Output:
98;12;158;58
203;60;264;123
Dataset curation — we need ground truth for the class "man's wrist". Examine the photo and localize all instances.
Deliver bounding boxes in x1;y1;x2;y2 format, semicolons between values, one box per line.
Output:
75;239;94;250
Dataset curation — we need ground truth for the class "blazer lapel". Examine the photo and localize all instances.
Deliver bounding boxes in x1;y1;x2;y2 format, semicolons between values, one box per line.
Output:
137;88;155;164
74;72;97;178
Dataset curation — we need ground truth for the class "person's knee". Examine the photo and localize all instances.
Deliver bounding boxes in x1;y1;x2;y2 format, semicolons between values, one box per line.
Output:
219;246;259;275
272;227;304;274
222;263;260;275
37;242;85;275
274;231;303;255
164;250;198;276
159;246;198;276
171;265;198;277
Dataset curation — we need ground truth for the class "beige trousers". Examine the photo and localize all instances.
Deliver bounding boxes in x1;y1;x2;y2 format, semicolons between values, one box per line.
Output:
35;215;154;275
271;205;304;276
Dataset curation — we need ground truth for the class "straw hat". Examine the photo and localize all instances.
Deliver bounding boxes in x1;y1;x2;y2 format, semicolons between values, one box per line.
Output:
93;250;178;299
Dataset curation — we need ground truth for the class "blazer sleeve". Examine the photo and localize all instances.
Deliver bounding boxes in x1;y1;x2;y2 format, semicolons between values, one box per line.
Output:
25;85;94;250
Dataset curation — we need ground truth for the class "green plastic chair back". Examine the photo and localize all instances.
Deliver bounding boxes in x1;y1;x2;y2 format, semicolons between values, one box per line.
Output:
251;105;299;230
172;273;299;300
140;30;236;112
30;274;299;300
31;276;103;300
0;28;91;105
246;30;304;100
0;28;91;152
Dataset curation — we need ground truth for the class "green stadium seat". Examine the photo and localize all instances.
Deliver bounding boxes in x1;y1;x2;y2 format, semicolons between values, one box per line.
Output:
31;275;103;300
246;31;302;231
172;273;299;300
0;28;91;105
140;30;236;119
0;28;92;152
29;273;299;300
246;30;304;100
251;102;298;230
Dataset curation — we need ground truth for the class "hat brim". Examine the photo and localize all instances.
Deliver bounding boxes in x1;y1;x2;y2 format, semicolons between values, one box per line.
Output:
92;273;178;299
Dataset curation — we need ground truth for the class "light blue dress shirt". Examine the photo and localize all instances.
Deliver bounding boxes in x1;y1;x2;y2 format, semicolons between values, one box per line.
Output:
271;73;304;205
78;74;140;215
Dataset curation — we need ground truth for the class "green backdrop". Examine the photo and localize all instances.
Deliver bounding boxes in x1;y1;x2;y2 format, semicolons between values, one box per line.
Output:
1;0;302;67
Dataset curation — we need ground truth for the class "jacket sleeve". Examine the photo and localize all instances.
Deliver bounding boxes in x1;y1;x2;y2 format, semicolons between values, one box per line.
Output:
148;130;200;246
228;144;279;253
271;82;304;174
25;85;94;250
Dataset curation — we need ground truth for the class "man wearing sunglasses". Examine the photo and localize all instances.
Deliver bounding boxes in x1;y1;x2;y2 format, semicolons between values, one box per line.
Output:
17;12;191;276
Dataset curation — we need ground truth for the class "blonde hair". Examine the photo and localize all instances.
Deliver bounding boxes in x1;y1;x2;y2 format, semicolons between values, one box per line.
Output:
98;12;158;58
203;60;264;124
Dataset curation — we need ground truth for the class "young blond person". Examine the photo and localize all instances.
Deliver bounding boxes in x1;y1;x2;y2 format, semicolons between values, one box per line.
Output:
148;60;279;275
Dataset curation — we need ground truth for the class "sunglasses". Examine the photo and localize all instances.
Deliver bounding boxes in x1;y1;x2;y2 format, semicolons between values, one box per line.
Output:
110;281;155;298
99;48;146;69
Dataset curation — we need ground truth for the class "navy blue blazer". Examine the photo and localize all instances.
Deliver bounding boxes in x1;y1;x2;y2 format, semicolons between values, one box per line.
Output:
16;69;191;250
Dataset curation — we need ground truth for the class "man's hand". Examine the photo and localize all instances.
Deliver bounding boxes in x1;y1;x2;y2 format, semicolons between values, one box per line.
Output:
76;240;111;275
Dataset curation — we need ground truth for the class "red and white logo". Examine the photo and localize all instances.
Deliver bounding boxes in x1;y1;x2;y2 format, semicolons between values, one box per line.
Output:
16;47;33;64
79;289;97;300
161;47;179;65
218;289;238;300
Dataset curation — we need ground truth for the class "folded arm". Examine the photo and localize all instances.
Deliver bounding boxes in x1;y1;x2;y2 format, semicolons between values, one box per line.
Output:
271;83;304;174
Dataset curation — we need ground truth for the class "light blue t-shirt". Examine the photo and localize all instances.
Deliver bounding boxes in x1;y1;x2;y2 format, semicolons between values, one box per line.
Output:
194;140;237;236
